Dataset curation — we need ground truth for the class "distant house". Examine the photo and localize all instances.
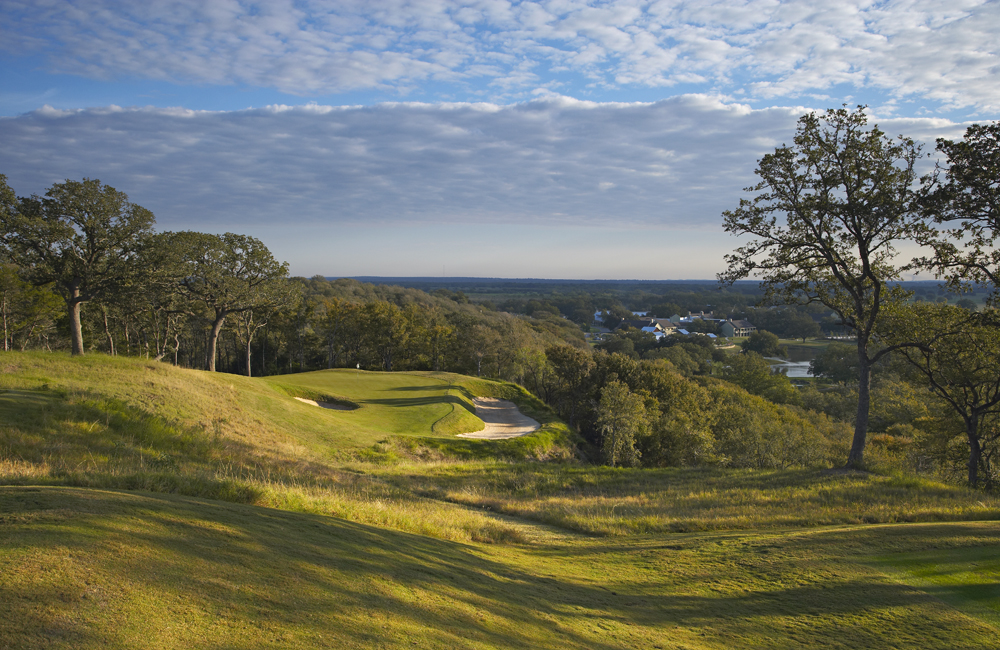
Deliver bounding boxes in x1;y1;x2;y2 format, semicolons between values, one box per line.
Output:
688;310;714;319
720;319;757;338
653;318;677;332
616;318;660;332
641;326;667;340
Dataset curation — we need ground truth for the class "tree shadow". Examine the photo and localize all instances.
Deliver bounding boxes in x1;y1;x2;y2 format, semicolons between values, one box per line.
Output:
3;488;996;649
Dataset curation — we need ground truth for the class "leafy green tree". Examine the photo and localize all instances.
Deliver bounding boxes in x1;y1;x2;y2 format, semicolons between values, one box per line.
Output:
0;263;62;351
884;303;1000;487
919;123;1000;302
167;231;290;372
719;351;801;406
719;106;922;467
740;330;786;357
596;380;646;467
0;177;155;355
809;342;859;383
546;344;595;427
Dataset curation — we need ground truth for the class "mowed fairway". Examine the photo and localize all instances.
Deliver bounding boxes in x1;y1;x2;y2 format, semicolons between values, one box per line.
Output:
266;369;484;445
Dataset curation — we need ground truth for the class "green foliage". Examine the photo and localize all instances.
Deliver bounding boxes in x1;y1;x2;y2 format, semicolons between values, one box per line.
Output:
719;351;801;406
706;381;838;468
740;330;787;357
920;122;1000;303
720;106;923;466
596;380;646;467
810;342;858;383
0;177;156;355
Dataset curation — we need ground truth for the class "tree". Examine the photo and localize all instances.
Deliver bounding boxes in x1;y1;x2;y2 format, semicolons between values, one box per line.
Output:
719;106;922;467
596;380;646;467
883;303;1000;488
168;231;290;372
740;330;786;357
720;351;801;406
0;177;155;355
0;263;62;351
919;123;1000;302
546;344;595;428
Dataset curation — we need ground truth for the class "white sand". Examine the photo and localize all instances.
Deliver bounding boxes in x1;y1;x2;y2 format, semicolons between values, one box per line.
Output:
457;397;540;440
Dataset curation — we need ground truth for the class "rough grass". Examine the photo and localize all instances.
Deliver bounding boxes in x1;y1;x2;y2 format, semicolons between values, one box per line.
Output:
1;486;997;650
366;462;1000;535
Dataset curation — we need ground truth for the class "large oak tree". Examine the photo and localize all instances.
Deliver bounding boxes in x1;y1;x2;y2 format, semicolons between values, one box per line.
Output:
719;106;922;467
166;231;290;372
0;176;155;355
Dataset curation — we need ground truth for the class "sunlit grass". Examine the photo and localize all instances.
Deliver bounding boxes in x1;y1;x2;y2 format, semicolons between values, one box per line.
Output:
1;487;997;650
365;461;1000;535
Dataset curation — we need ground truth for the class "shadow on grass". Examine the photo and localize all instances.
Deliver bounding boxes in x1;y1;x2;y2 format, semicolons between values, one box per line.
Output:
364;394;475;414
2;488;997;649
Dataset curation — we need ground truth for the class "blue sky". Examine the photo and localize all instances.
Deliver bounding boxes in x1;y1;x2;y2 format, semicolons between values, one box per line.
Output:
1;0;998;279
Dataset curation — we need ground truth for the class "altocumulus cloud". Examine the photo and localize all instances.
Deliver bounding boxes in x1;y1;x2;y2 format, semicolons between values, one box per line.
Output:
2;0;998;110
0;96;969;232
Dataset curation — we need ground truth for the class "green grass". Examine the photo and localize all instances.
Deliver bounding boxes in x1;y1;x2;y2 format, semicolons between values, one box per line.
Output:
2;351;1000;647
1;486;998;649
0;352;572;544
873;544;1000;629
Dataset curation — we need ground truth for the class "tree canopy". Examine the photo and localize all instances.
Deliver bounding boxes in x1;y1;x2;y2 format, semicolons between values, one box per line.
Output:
719;106;922;467
0;177;155;355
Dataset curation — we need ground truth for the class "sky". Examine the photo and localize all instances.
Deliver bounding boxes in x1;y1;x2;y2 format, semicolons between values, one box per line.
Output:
1;1;998;280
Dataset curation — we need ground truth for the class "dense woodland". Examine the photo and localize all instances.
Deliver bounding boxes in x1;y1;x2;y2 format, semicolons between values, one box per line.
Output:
3;110;1000;488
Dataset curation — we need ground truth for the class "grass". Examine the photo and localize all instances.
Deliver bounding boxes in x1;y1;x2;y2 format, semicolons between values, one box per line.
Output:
2;351;1000;647
1;486;998;649
873;544;1000;629
366;463;1000;535
0;352;573;544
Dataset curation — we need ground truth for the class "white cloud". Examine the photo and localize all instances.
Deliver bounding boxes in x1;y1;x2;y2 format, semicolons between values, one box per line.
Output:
2;0;998;111
0;96;968;236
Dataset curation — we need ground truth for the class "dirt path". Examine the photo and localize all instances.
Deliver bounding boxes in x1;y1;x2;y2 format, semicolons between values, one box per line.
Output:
457;398;540;440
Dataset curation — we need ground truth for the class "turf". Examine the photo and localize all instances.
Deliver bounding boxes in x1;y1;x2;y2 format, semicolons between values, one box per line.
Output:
1;486;997;649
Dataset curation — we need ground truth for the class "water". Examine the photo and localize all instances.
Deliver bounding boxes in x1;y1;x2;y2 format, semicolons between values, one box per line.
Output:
771;345;819;378
770;360;814;378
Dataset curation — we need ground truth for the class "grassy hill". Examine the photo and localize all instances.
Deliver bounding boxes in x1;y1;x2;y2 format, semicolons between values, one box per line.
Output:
1;351;999;648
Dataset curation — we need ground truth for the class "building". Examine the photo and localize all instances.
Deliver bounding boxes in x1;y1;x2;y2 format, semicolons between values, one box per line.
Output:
720;319;757;338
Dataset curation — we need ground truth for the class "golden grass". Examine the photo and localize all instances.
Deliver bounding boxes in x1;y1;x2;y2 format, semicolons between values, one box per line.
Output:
1;486;998;649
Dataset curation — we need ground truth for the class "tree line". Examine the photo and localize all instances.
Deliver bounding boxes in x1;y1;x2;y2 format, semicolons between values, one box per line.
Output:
3;109;1000;486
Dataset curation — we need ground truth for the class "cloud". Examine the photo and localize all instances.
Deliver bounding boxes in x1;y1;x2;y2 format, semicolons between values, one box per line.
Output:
2;1;998;111
0;96;969;236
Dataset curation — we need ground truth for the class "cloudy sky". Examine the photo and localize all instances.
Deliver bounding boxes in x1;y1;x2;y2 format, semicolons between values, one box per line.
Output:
1;1;997;279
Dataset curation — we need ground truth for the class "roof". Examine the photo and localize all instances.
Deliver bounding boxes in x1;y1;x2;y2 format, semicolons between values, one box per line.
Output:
725;319;756;328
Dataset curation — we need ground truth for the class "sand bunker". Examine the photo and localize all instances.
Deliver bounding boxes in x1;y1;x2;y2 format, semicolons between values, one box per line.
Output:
294;397;354;411
457;397;540;440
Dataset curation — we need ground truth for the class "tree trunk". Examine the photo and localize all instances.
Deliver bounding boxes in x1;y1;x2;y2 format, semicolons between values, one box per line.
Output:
966;415;981;488
102;307;115;356
245;337;252;378
206;311;226;372
68;287;85;356
846;353;872;468
2;293;8;351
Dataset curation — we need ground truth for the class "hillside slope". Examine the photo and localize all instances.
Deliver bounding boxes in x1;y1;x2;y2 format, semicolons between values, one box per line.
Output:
2;486;998;650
